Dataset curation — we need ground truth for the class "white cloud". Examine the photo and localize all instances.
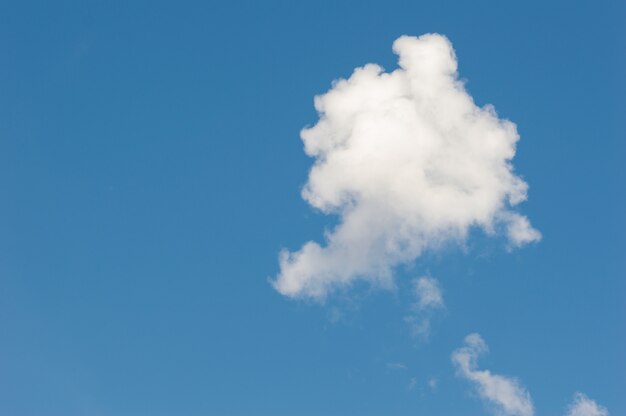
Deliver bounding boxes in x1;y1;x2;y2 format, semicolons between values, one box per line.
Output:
414;276;444;309
272;33;540;299
566;393;609;416
504;212;543;248
452;333;534;416
405;276;444;338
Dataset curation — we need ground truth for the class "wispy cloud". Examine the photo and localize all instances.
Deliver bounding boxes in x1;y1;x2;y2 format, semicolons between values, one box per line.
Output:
407;377;417;391
414;276;444;310
428;377;438;392
566;393;609;416
452;333;534;416
386;362;407;371
273;33;540;300
405;276;444;338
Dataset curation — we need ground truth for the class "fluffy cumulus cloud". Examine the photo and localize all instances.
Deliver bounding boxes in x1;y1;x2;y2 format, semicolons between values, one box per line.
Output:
405;276;444;337
452;333;534;416
272;33;540;299
566;393;609;416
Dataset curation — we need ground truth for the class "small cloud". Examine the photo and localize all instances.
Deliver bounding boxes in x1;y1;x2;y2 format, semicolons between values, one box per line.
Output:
566;392;609;416
414;276;444;310
405;276;445;339
504;213;542;248
428;377;438;392
452;333;534;416
404;314;432;339
386;362;408;371
407;377;417;391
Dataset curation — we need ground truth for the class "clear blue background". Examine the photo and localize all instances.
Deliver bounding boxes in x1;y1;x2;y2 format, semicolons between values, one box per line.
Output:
1;1;624;415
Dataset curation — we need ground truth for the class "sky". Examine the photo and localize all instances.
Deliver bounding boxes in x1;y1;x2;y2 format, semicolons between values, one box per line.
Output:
0;1;624;416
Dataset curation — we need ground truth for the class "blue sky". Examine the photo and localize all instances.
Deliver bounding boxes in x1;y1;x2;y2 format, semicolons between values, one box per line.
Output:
0;1;624;415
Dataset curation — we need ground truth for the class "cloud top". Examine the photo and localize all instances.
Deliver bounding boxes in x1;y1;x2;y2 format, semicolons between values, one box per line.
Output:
273;33;540;299
567;393;609;416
